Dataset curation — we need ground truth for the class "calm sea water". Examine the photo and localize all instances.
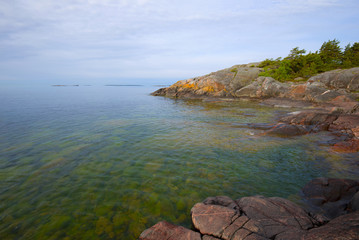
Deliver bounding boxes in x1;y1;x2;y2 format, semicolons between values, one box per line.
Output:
0;85;358;239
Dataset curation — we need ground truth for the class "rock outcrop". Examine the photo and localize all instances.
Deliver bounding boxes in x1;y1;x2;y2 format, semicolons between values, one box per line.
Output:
139;221;201;240
263;108;359;152
139;178;359;240
234;77;289;98
152;64;359;104
152;65;359;150
307;67;359;91
152;63;263;98
302;178;359;219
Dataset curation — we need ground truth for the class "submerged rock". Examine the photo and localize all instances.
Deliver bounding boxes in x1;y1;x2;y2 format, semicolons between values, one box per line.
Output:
265;123;311;136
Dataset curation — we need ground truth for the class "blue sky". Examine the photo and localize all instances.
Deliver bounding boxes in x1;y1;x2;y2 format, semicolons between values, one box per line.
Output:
0;0;358;85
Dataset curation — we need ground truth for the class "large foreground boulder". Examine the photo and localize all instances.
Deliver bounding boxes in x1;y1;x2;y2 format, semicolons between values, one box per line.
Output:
138;221;201;240
139;178;359;240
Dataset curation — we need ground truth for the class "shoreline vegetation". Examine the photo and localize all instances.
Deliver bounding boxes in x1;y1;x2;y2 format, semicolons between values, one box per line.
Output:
259;39;359;82
142;40;359;239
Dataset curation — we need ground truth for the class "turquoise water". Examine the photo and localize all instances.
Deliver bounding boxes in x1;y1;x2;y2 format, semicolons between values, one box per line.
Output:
0;85;358;239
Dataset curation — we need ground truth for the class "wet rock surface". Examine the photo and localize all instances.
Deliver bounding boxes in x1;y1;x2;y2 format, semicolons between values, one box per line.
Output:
139;178;359;240
264;109;359;152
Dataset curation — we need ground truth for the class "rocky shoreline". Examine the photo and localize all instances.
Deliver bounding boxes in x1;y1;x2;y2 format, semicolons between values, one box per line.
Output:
152;65;359;152
139;178;359;240
142;64;359;239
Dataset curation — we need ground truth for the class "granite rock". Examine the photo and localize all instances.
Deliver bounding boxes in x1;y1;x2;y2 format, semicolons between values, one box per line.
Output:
138;221;201;240
302;178;359;219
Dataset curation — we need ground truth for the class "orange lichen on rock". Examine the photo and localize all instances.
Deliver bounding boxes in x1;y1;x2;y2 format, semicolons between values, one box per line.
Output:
202;86;215;93
182;82;198;89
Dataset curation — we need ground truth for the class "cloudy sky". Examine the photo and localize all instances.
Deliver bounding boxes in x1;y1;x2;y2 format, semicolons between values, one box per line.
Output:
0;0;358;85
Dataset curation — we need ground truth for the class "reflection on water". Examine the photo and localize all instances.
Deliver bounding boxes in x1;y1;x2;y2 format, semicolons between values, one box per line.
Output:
0;86;358;239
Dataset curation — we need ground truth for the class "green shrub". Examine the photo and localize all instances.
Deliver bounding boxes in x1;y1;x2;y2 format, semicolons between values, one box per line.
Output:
259;39;359;82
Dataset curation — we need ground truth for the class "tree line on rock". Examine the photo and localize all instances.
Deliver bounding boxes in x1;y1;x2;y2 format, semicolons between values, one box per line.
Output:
259;39;359;82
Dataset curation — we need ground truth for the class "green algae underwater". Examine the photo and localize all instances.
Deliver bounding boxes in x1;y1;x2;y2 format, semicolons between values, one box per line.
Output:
0;85;358;239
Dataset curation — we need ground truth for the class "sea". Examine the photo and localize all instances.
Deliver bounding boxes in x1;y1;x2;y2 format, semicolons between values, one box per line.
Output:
0;85;358;239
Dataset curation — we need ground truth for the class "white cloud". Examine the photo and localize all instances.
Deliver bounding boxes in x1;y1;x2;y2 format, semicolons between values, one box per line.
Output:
0;0;358;84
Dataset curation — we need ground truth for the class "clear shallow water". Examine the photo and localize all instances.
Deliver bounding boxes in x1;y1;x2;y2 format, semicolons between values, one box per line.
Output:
0;85;358;239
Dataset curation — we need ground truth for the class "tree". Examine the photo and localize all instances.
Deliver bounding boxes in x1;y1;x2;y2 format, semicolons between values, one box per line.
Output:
319;39;343;70
285;47;306;75
343;42;359;67
258;39;359;82
286;47;306;60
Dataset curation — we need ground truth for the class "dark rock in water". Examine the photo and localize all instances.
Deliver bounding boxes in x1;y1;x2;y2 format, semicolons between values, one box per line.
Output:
246;123;274;130
265;123;311;136
349;191;359;212
266;110;359;152
279;112;339;132
138;221;201;240
302;178;359;219
305;211;359;240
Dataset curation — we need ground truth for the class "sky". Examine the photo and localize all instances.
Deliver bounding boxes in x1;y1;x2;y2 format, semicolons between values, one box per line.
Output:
0;0;358;85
